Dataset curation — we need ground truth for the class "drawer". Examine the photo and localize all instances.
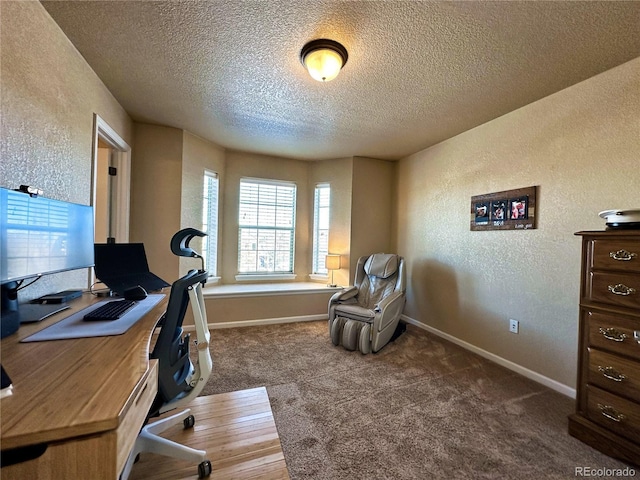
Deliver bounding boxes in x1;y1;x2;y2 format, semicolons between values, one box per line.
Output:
116;360;158;473
591;239;640;273
587;272;640;310
587;385;640;443
588;348;640;402
586;310;640;361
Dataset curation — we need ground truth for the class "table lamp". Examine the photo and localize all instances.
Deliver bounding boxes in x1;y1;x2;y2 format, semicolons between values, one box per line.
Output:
325;254;341;287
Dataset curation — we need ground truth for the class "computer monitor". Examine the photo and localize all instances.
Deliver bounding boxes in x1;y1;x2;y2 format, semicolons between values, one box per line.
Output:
0;187;94;337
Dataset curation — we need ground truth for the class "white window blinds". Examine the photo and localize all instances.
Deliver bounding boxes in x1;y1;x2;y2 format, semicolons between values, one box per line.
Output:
202;171;219;277
312;183;330;274
238;178;296;274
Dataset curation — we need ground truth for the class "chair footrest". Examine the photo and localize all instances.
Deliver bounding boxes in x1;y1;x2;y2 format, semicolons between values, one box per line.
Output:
330;317;371;354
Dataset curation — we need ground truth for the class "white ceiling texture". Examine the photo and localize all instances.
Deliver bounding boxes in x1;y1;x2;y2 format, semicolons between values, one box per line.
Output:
41;1;640;161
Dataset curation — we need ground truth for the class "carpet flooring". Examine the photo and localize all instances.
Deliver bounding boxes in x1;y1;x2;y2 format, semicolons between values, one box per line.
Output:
201;321;631;479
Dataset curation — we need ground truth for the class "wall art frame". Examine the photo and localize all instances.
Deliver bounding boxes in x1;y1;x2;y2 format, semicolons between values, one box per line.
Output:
470;186;537;231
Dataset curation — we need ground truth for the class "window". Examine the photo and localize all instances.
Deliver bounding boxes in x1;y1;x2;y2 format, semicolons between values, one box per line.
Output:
238;178;296;274
202;171;219;277
312;183;330;274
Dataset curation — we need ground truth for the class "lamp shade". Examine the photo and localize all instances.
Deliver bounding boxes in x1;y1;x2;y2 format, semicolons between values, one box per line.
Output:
300;39;348;82
326;254;341;271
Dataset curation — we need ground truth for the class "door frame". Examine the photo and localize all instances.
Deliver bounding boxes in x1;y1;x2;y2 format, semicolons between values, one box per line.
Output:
91;114;131;243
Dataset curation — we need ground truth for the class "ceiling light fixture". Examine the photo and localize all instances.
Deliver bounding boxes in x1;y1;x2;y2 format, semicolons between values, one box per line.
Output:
300;39;348;82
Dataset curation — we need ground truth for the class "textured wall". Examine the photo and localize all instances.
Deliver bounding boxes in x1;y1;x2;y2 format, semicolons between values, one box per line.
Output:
130;124;183;283
396;57;640;390
309;158;353;286
220;151;311;283
205;291;336;325
180;131;226;276
350;157;395;274
0;1;132;299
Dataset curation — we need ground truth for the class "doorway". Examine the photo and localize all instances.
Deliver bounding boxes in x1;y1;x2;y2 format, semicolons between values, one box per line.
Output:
91;114;131;244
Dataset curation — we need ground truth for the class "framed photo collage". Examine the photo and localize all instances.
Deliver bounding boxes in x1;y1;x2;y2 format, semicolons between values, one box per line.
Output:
470;186;537;231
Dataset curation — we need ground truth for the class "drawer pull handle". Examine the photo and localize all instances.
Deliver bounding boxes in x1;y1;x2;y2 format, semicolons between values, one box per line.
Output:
610;250;638;262
598;366;626;382
608;284;636;296
599;327;627;342
597;404;625;423
135;383;149;406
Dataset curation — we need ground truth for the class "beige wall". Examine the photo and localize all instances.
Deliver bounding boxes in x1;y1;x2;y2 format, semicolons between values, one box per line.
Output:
130;124;183;283
130;127;227;281
129;137;393;290
309;158;353;286
220;151;311;283
205;291;336;325
0;1;133;300
350;157;395;275
396;57;640;389
180;131;226;275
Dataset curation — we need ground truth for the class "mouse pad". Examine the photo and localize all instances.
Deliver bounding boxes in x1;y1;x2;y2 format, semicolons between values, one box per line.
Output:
22;294;165;342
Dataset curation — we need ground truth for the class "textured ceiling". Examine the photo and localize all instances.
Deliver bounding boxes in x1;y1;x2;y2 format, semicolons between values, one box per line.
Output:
41;1;640;161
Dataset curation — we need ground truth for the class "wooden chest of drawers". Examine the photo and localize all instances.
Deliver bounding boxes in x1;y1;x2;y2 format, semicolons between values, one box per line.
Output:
569;230;640;465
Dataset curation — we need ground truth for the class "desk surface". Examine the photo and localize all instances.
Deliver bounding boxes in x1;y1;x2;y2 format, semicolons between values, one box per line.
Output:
0;292;168;450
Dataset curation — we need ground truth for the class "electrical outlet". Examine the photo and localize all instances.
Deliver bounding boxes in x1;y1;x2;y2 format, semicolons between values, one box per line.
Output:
509;319;519;334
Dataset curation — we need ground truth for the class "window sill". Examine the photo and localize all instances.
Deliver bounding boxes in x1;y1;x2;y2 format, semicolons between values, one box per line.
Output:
308;273;329;282
235;273;297;282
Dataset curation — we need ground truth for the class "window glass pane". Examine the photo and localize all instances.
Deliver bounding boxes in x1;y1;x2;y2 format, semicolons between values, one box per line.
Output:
202;171;219;277
257;229;276;251
275;251;291;271
275;230;291;250
239;250;257;273
239;228;257;251
318;208;330;228
275;206;294;227
239;203;257;226
258;204;276;227
238;179;296;274
312;184;330;274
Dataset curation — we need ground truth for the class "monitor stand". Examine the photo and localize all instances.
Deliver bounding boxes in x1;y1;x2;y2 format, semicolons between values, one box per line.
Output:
18;304;71;323
1;282;20;338
1;282;71;331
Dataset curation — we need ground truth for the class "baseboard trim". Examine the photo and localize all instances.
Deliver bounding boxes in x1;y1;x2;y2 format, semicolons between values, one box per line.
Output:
401;314;576;399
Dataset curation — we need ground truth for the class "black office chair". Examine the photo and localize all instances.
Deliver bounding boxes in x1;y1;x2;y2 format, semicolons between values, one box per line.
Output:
121;228;213;480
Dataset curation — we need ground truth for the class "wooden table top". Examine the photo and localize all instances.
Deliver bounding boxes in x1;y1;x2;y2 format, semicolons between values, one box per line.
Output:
0;293;168;450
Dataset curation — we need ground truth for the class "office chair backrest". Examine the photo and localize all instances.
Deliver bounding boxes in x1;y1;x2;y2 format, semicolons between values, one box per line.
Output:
151;268;208;411
149;228;209;417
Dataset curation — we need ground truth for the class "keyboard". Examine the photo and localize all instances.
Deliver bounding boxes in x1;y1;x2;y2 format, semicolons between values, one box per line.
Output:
84;300;136;321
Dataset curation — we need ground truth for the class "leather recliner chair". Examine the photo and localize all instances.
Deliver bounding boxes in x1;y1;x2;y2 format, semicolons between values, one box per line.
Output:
328;253;406;354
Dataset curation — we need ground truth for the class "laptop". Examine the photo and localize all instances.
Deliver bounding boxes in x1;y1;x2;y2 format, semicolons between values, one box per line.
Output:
94;243;171;295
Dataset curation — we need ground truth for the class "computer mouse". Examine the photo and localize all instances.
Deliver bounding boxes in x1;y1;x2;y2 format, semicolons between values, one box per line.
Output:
123;285;148;301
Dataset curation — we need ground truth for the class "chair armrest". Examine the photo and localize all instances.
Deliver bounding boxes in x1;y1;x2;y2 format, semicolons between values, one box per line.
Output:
329;286;358;304
374;291;406;331
375;290;403;312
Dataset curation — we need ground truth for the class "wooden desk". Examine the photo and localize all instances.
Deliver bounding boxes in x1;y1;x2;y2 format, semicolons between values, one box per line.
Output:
1;293;168;479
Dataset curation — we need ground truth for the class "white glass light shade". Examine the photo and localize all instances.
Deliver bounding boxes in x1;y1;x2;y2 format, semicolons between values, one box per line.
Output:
304;48;344;82
300;39;348;82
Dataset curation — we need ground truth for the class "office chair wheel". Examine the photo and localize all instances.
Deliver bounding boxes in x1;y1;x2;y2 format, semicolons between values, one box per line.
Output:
198;459;212;478
183;414;195;429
